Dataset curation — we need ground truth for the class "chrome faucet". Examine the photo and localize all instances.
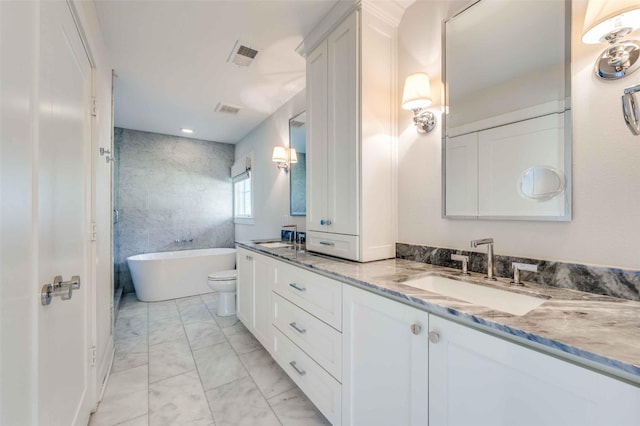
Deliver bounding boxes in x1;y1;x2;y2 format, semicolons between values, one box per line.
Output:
470;238;496;281
282;224;298;250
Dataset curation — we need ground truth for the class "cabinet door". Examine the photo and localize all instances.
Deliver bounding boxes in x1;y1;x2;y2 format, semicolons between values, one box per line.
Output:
236;249;253;327
306;40;328;233
342;285;429;426
252;254;274;352
327;11;359;236
429;315;640;426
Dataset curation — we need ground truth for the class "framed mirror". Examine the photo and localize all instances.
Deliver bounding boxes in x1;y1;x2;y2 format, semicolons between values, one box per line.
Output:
443;0;571;221
289;111;306;216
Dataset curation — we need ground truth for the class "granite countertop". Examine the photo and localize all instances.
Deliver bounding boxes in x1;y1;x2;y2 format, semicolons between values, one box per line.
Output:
237;240;640;386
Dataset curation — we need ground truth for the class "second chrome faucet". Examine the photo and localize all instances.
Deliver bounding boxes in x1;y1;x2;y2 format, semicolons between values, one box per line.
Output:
470;238;496;281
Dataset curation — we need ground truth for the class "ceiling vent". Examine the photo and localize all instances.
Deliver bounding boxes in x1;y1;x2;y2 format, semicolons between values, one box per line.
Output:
215;102;241;115
290;120;305;128
228;40;259;67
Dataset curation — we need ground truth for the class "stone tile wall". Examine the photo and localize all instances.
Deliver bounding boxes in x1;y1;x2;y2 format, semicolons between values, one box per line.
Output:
114;128;235;293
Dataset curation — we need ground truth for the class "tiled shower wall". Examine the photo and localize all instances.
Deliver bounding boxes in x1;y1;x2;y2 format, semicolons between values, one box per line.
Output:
114;128;235;293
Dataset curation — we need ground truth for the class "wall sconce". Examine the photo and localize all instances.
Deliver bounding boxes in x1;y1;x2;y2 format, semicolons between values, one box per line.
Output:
402;72;436;133
272;146;297;173
582;0;640;79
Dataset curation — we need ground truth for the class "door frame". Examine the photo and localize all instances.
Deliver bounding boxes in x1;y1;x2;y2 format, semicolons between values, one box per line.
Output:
65;0;99;415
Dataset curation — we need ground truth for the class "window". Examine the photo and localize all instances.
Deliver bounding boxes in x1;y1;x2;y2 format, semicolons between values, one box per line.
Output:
234;175;252;218
232;154;253;224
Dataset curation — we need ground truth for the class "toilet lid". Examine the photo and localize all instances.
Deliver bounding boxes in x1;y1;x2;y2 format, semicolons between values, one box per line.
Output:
208;269;237;281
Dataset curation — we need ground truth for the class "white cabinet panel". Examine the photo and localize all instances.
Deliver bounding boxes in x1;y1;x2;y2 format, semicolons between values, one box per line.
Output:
342;286;429;426
273;293;342;381
273;327;342;425
445;132;478;216
429;315;640;426
236;248;253;327
274;261;342;331
478;113;568;218
327;11;359;236
252;254;274;351
306;41;328;233
237;248;274;352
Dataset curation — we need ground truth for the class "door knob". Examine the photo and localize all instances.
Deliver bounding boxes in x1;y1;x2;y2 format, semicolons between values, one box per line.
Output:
410;323;422;335
41;275;80;305
428;331;440;344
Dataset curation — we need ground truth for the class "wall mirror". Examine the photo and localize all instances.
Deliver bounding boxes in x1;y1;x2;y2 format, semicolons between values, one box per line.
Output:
289;111;306;216
443;0;571;221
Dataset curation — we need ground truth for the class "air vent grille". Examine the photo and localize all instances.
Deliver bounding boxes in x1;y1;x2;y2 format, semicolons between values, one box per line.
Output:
237;45;258;59
228;41;259;67
215;103;241;115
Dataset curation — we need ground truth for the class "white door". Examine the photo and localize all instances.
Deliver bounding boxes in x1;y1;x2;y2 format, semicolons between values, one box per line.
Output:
342;285;429;426
38;2;93;425
428;315;640;426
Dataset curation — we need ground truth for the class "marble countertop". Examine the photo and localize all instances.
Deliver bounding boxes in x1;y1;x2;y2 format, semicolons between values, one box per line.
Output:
237;241;640;386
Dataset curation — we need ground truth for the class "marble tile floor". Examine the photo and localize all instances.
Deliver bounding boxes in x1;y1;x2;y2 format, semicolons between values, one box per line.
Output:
90;293;330;426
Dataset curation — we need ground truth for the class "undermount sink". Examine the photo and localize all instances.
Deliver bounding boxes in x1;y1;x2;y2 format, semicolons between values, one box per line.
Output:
403;274;545;316
256;241;292;249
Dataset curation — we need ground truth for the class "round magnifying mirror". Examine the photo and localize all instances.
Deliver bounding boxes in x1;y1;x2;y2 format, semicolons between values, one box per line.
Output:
517;166;566;202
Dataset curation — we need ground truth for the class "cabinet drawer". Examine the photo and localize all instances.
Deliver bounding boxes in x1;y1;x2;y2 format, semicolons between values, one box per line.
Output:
273;327;342;425
306;231;359;261
274;261;342;331
273;292;342;382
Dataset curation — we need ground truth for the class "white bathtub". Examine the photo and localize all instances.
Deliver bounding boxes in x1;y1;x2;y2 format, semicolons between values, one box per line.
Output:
127;248;236;302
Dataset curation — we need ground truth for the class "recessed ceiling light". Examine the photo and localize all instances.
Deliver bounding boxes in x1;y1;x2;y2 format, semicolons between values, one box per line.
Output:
181;128;194;134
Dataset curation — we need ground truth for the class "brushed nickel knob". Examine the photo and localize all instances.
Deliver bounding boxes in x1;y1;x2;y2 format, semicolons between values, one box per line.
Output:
428;331;440;344
410;323;422;335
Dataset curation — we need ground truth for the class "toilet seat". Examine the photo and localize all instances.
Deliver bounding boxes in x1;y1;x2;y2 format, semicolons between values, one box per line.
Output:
208;269;237;281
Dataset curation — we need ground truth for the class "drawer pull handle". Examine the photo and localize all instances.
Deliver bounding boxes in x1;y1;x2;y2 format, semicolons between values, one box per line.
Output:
319;241;335;246
289;322;307;334
289;361;306;376
289;283;306;292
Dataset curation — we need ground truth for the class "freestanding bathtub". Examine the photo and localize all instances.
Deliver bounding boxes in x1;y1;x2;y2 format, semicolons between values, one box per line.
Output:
127;248;236;302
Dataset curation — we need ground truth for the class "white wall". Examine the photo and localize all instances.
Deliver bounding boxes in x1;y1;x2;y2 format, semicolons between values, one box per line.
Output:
397;0;640;270
234;90;306;242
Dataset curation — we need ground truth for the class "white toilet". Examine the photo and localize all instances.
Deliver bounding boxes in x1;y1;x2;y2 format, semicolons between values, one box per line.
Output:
207;269;237;317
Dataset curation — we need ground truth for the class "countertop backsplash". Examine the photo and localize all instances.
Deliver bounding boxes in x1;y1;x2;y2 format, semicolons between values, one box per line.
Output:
396;243;640;302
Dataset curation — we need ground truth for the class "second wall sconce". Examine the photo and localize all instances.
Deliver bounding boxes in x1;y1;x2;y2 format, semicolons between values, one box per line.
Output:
402;72;436;133
582;0;640;79
272;146;297;173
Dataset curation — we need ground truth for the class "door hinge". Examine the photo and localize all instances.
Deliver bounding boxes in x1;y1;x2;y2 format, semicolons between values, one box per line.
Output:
90;222;97;241
91;346;97;366
91;97;97;117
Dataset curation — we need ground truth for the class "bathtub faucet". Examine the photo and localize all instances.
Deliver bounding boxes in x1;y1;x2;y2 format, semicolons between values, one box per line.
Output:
174;238;194;244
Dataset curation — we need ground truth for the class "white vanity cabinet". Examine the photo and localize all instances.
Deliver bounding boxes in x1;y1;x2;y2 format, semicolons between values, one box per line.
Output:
238;249;640;426
236;247;274;351
342;285;429;426
305;6;397;262
271;260;343;425
428;315;640;426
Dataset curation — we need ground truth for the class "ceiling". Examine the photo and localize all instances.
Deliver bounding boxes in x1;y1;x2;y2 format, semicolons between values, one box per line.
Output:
95;0;338;144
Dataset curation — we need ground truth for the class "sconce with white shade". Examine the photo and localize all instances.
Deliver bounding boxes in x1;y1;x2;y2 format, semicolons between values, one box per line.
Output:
582;0;640;79
272;146;297;172
402;72;436;133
